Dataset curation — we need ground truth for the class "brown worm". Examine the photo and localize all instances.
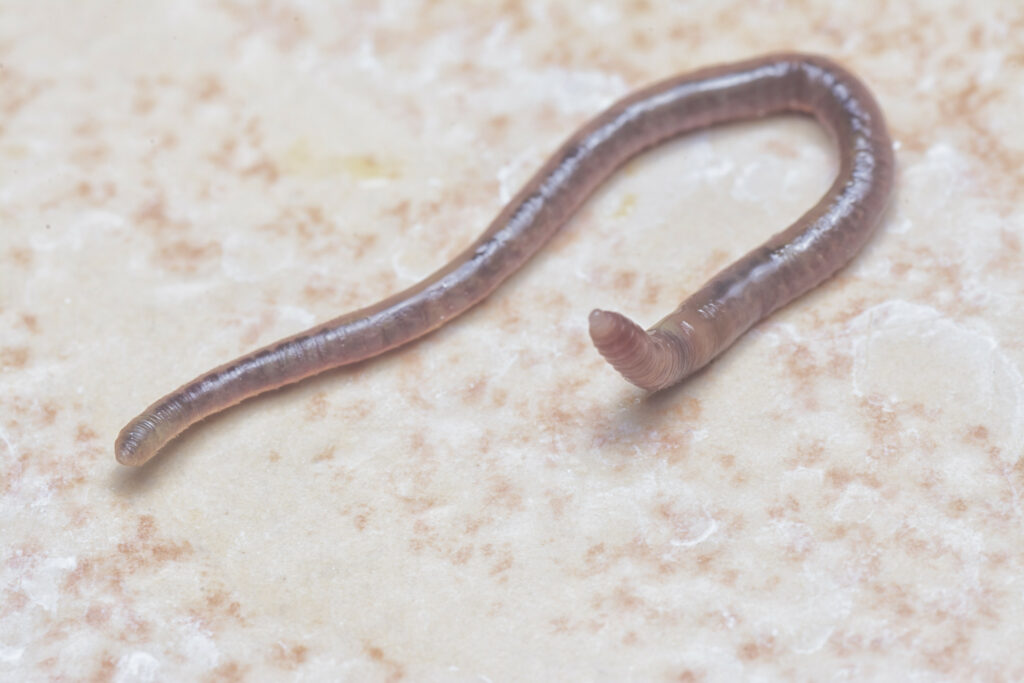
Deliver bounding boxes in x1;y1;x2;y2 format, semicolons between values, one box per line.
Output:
116;53;893;466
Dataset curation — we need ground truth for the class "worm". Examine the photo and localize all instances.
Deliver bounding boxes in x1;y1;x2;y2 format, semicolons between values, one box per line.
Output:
116;53;893;466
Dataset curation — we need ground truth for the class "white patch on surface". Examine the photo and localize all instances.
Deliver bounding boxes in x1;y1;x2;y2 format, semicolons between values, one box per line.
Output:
179;618;220;669
20;556;77;613
670;517;719;548
276;304;317;329
0;428;15;459
221;232;294;282
520;68;625;116
848;300;1024;462
730;158;784;203
115;652;161;683
902;144;970;215
832;483;880;523
355;37;380;71
390;229;430;282
496;148;540;204
28;211;126;251
0;645;24;664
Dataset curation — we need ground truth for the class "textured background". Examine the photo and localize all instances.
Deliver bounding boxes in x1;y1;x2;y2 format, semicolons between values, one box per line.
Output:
2;1;1023;680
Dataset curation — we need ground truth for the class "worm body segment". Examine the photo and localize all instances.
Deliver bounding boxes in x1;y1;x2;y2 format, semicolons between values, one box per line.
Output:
116;53;894;466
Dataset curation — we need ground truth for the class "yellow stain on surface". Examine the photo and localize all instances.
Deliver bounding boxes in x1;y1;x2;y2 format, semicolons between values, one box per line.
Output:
613;193;637;219
281;139;402;181
1;144;28;159
340;154;401;181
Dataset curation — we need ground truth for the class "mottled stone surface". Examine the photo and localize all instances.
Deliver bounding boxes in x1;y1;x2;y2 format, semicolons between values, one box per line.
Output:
2;1;1023;680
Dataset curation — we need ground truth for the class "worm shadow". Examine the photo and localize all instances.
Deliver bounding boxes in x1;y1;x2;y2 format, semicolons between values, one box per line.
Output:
588;360;718;454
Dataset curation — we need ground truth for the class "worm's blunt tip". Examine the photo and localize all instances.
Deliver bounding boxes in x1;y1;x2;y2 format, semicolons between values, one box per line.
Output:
587;308;614;338
114;445;143;467
114;430;150;467
115;453;141;467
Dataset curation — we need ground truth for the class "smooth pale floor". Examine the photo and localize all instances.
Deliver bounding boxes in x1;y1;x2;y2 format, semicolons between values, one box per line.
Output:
2;1;1023;680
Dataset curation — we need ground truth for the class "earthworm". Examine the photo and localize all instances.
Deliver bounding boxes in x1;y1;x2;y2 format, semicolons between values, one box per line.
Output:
116;53;893;466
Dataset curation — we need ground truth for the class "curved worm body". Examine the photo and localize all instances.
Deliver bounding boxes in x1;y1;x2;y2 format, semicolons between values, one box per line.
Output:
116;53;893;466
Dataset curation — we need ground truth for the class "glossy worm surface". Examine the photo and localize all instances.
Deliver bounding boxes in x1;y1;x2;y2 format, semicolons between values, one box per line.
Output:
116;53;894;466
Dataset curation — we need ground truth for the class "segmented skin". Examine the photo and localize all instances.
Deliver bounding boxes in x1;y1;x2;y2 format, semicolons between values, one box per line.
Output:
116;53;894;466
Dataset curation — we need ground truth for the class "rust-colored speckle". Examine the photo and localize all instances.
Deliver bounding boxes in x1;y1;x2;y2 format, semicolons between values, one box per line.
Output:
133;91;155;116
312;446;335;463
612;269;638;291
489;549;514;577
490;387;508;408
964;425;989;442
75;180;111;200
611;584;644;612
948;498;968;515
19;312;39;333
925;630;972;676
486;113;510;137
487;475;524;511
133;197;168;226
738;636;776;662
694;553;716;570
791;439;825;467
269;642;309;669
219;0;311;52
150;540;193;563
363;642;405;681
241;158;279;184
549;615;571;634
826;468;853;489
0;347;28;370
157;239;222;275
452;545;473;565
196;74;224;101
301;282;336;304
629;27;652;51
201;589;245;626
896;600;916;619
783;342;823;407
352;511;369;532
206;661;248;683
75;423;98;442
137;516;156;541
208;137;238;171
673;396;703;421
40;401;58;426
546;490;572;518
459;376;489;404
114;515;193;572
1;588;29;619
84;604;112;627
86;655;117;683
71;118;96;139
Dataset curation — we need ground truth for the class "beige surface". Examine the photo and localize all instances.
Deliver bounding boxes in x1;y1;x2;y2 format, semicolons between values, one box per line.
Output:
3;1;1024;680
